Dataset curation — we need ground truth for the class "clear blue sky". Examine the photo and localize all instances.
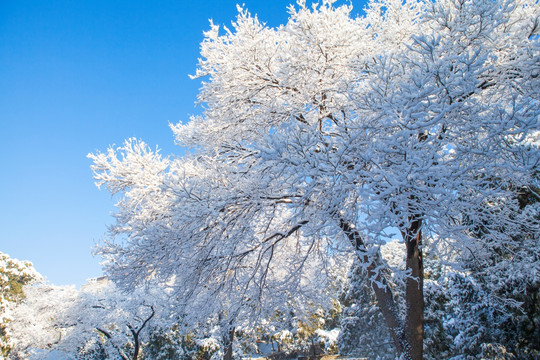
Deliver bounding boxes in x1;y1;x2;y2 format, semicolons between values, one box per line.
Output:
0;0;365;286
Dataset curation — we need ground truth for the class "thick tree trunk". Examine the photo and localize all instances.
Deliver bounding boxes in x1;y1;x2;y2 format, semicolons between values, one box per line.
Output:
339;220;408;355
402;219;424;360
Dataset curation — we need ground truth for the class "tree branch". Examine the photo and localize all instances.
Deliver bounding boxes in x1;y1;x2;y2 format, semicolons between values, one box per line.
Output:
338;219;410;357
96;328;130;360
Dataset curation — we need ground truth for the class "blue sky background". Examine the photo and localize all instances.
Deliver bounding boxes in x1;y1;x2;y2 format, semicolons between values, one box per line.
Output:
0;0;365;286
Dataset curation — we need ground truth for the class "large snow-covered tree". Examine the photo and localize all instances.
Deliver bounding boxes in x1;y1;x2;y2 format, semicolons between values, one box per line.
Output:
90;0;539;358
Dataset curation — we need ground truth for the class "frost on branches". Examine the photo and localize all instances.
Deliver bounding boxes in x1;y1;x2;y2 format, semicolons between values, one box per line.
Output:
89;0;539;358
0;252;42;358
6;283;79;360
5;279;172;360
339;240;405;359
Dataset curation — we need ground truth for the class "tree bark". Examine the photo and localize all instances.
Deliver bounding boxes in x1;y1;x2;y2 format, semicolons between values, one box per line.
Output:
128;325;140;360
223;326;235;360
339;219;409;356
402;218;424;360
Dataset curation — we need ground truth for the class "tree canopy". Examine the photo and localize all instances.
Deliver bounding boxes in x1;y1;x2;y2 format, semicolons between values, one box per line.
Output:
89;0;539;358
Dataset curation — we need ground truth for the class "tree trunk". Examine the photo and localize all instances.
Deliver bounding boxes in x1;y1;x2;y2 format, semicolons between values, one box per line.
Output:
402;219;424;360
130;326;140;360
339;220;408;355
129;305;154;360
223;326;235;360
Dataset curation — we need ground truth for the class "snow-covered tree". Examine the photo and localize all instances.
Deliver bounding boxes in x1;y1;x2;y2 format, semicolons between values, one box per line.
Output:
339;240;405;359
89;0;540;358
0;252;42;358
423;184;540;359
65;281;163;360
5;279;174;360
252;295;343;357
5;282;79;360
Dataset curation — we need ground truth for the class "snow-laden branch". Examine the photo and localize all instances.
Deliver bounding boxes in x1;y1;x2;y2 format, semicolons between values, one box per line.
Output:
89;0;539;358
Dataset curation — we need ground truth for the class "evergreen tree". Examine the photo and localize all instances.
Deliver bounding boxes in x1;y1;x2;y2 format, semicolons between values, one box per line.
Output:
423;185;540;359
339;261;395;359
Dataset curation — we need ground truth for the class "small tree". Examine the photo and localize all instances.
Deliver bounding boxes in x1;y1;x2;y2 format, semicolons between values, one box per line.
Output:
5;283;79;360
0;252;42;358
6;280;168;360
60;281;164;360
